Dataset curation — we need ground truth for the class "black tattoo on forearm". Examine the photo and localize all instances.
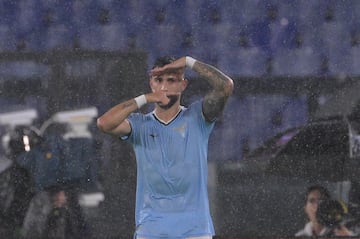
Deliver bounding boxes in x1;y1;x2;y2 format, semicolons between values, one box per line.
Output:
193;61;234;121
194;61;232;95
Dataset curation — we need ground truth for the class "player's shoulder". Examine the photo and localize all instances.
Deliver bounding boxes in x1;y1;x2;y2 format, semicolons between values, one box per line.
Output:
185;100;202;112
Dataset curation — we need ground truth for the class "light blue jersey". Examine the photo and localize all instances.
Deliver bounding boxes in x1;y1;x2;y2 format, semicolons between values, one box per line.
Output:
122;100;215;239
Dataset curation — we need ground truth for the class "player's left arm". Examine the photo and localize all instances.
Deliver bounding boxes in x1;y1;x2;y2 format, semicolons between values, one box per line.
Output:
192;59;234;122
150;56;234;121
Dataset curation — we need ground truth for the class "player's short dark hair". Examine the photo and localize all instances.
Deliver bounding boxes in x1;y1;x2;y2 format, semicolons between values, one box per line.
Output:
152;56;176;69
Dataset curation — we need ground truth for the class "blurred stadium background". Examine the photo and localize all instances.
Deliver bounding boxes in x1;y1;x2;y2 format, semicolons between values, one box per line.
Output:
1;0;360;238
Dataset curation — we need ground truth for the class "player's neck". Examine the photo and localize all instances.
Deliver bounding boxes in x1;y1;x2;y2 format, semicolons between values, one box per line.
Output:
154;104;182;124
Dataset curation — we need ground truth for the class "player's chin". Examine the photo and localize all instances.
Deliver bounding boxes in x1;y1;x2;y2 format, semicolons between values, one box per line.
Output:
159;95;178;109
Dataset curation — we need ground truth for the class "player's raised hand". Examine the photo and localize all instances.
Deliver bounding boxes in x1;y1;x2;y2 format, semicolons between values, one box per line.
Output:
150;57;186;76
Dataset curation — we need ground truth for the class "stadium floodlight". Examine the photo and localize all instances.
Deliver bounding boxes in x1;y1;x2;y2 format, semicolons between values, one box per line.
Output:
0;109;38;129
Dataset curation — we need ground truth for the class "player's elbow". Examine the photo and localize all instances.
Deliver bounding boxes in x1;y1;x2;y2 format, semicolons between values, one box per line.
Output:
97;117;127;136
224;77;234;97
96;117;110;133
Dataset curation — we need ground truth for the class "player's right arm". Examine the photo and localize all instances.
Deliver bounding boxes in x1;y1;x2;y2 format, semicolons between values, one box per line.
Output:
97;91;171;137
97;99;137;137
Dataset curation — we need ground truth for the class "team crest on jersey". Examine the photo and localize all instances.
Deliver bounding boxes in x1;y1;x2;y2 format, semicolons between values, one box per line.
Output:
174;123;186;138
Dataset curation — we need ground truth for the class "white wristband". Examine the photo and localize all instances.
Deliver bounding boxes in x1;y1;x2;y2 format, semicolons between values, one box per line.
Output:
185;56;196;69
134;94;147;108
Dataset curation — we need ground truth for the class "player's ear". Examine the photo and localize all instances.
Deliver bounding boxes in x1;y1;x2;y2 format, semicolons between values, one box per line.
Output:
149;78;155;92
181;78;188;91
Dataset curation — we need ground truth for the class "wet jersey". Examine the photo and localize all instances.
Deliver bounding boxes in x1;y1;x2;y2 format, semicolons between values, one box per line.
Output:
122;100;215;238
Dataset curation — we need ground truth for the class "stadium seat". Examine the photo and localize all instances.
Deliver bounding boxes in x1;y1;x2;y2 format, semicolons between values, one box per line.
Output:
110;1;152;30
221;0;267;25
95;0;114;8
295;24;322;50
76;27;102;50
0;61;49;78
43;24;75;51
13;0;42;35
245;18;272;55
295;0;325;27
327;50;351;78
347;0;360;28
269;17;300;52
139;0;186;27
1;0;360;81
192;22;234;51
271;47;322;77
0;1;17;25
321;21;352;53
107;2;131;24
217;46;269;77
38;0;73;26
72;0;101;27
77;24;129;51
0;25;17;52
320;22;352;77
180;1;203;27
99;23;129;51
331;0;353;23
146;24;184;57
276;0;301;20
349;45;360;76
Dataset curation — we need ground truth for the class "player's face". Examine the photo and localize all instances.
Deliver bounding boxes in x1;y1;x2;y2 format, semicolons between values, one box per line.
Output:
150;70;185;90
150;71;187;109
